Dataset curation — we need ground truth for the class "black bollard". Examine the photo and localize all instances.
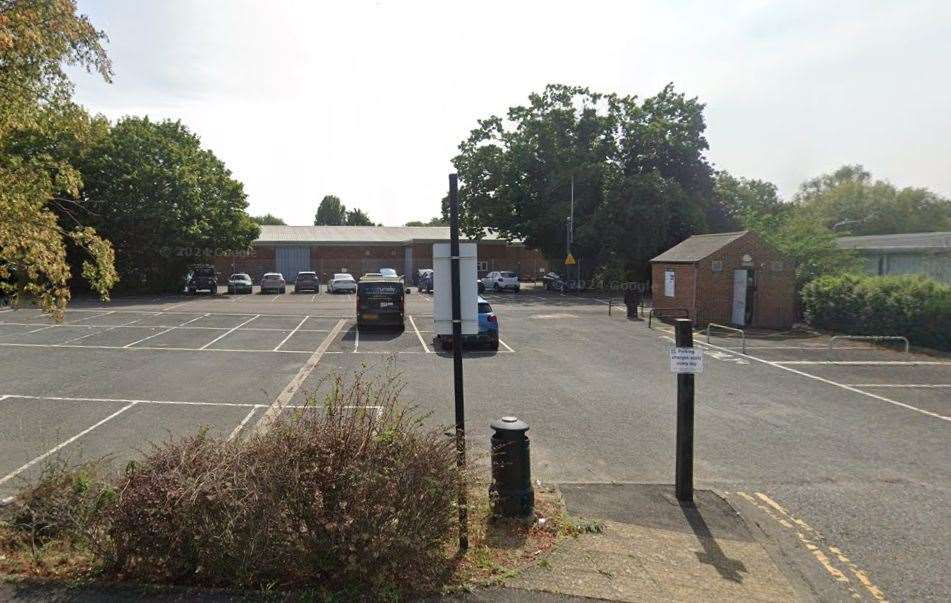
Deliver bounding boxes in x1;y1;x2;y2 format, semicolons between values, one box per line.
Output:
489;416;535;518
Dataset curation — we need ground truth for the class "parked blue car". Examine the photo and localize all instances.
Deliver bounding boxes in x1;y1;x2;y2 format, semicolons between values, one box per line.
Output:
434;296;500;351
475;296;499;350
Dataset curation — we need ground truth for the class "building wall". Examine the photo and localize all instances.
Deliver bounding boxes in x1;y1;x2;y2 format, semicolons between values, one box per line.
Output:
694;232;797;329
650;263;697;318
214;241;546;283
650;232;797;329
854;250;951;284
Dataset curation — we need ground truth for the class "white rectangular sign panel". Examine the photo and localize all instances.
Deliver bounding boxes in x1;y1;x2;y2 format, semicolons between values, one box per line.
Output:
433;242;478;335
669;347;703;374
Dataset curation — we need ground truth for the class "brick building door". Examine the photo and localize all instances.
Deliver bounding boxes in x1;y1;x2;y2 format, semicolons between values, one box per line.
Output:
276;247;311;282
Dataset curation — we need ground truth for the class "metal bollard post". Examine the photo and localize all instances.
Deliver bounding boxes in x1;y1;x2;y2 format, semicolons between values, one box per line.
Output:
489;416;535;518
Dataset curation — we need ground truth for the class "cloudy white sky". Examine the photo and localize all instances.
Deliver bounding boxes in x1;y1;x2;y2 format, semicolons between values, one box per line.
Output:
70;0;951;226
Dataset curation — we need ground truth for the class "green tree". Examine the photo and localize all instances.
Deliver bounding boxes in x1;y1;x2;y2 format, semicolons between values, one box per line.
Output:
452;84;722;279
0;0;118;317
762;212;859;289
794;165;951;235
251;213;285;225
405;216;448;226
345;208;374;226
314;195;346;225
714;171;786;230
76;117;259;291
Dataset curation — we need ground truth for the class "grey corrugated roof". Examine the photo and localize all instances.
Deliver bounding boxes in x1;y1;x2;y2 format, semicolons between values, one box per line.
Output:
650;231;749;263
255;225;508;245
836;231;951;252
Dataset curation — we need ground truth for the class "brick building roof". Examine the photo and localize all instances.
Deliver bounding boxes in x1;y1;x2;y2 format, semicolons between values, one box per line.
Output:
650;231;749;263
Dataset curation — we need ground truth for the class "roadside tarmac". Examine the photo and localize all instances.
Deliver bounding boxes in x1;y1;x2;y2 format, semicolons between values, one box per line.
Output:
501;483;804;602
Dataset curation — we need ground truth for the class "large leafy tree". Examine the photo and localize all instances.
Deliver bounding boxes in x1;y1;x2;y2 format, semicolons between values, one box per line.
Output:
251;213;285;225
314;195;346;225
714;171;785;231
0;0;118;317
452;84;723;279
345;208;374;226
76;117;259;291
715;169;857;289
405;216;448;226
794;165;951;235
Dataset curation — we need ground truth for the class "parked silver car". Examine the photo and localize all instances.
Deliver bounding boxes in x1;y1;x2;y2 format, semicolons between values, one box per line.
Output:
328;272;357;294
261;272;286;294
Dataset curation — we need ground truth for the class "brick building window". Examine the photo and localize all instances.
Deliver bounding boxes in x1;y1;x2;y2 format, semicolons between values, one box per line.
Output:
664;270;675;297
711;260;723;272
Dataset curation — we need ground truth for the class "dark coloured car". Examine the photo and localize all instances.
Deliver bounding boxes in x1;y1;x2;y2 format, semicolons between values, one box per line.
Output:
356;276;405;329
418;269;433;293
185;265;217;295
227;273;253;294
294;271;319;293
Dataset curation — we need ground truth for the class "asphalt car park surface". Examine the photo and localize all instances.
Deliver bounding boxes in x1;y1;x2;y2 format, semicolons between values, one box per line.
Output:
0;284;948;601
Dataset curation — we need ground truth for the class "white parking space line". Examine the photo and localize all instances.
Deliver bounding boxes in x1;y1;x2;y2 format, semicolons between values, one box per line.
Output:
198;314;260;350
310;293;317;302
0;401;138;488
58;315;151;345
499;339;515;353
43;308;349;319
256;319;347;431
123;313;209;348
408;315;431;353
68;310;116;324
844;384;951;388
273;316;309;351
774;360;950;366
227;408;258;441
354;327;359;353
23;324;57;334
272;294;281;302
696;339;950;422
0;342;311;355
6;394;263;407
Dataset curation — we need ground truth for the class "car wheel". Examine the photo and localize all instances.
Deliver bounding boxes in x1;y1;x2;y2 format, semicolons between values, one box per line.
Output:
280;286;286;294
490;340;499;351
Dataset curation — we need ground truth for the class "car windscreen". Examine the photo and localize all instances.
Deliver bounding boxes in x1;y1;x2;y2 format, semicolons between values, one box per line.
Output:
478;302;492;314
334;274;354;280
231;274;249;280
358;283;402;296
194;267;215;277
501;271;516;278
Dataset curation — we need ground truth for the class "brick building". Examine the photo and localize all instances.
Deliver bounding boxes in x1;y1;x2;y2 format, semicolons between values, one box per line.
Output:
649;231;797;329
213;225;547;283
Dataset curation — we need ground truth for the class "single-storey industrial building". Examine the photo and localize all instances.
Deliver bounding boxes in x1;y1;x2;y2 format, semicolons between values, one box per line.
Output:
836;231;951;284
650;231;797;329
213;225;546;283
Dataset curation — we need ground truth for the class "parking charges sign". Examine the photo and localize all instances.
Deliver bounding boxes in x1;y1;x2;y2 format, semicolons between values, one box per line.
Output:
669;347;703;374
433;242;478;335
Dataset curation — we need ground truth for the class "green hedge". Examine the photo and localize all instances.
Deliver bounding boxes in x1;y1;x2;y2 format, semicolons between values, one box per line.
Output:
801;274;951;351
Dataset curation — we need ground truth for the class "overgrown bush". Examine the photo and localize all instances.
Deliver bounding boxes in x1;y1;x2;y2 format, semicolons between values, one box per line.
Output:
6;458;114;558
2;372;465;597
801;273;951;351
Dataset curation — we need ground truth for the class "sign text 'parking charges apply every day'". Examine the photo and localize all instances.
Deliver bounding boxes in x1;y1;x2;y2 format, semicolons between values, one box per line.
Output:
669;347;703;374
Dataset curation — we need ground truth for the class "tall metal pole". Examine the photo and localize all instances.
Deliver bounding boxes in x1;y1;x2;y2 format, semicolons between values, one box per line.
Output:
448;173;468;550
674;318;695;503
